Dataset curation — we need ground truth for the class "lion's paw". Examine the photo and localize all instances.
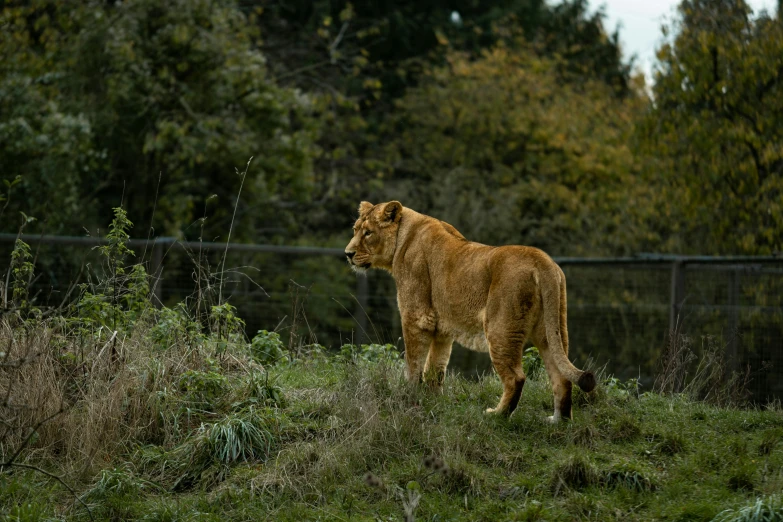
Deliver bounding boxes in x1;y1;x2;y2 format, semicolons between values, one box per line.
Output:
485;407;497;414
546;415;561;424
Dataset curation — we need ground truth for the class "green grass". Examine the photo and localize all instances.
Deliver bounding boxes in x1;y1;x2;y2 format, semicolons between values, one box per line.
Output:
3;352;783;522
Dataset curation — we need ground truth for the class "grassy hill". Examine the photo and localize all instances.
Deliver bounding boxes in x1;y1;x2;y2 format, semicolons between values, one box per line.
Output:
2;322;782;521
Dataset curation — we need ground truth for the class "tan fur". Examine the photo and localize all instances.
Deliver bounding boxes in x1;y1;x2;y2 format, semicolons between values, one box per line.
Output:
344;201;596;420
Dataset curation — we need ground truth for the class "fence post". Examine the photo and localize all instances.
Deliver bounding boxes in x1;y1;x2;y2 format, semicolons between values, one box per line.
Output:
727;268;740;370
151;240;164;308
669;260;685;332
355;274;369;346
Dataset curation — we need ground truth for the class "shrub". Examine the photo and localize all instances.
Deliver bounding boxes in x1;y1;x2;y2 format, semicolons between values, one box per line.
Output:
178;370;228;411
338;343;400;363
523;346;542;378
250;330;287;366
150;304;203;350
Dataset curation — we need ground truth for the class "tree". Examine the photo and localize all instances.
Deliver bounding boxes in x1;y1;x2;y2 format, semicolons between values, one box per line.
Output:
1;0;319;241
637;0;783;255
382;45;648;256
0;1;98;230
247;0;635;242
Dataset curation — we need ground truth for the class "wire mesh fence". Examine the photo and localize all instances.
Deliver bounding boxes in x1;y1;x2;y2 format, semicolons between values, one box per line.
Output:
2;234;782;401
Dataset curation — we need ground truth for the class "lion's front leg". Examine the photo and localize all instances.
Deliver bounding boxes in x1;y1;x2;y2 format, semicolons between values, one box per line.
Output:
423;334;453;392
401;313;436;384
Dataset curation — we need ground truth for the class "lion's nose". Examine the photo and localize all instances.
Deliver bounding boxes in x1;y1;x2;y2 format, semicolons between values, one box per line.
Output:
345;251;355;262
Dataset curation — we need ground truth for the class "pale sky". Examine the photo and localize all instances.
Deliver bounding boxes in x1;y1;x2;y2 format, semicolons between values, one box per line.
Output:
594;0;777;81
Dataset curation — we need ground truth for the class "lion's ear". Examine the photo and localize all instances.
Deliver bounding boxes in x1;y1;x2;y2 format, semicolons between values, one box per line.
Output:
358;201;374;216
381;201;402;225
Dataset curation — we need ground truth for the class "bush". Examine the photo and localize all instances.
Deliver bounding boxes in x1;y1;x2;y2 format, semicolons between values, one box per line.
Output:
250;330;287;366
178;370;229;411
523;346;542;378
338;343;400;363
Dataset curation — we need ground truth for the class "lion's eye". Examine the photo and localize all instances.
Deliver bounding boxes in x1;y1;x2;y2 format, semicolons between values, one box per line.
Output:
364;230;372;237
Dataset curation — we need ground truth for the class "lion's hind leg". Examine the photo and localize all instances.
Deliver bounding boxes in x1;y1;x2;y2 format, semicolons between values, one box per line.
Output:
484;329;527;416
533;323;572;422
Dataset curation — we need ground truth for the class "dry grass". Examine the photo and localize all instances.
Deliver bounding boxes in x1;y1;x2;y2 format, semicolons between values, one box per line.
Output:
0;313;265;479
654;325;759;408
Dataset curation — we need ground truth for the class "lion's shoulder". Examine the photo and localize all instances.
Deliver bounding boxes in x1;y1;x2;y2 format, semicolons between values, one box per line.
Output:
439;220;466;240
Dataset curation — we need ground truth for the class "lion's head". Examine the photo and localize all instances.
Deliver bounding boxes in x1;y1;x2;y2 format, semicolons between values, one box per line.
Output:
344;201;402;271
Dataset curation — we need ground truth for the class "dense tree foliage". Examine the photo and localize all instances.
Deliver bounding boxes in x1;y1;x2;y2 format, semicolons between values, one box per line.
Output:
637;0;783;255
382;45;646;255
2;0;318;240
1;0;781;256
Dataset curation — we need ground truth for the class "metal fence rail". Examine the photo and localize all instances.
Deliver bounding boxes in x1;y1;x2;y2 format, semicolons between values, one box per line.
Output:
2;233;782;400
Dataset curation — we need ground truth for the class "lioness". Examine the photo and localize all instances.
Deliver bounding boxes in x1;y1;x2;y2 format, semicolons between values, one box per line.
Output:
344;201;596;421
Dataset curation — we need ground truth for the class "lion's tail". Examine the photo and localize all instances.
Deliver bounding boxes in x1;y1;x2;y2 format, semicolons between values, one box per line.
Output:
541;268;596;393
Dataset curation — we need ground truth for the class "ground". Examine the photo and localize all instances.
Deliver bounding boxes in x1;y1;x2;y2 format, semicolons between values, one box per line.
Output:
3;344;782;522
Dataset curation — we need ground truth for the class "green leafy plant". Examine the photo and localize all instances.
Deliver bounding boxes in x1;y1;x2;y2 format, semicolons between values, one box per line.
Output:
210;302;245;356
604;376;641;399
150;303;204;351
249;330;287;366
523;346;542;378
178;370;228;411
74;207;152;334
9;239;34;311
338;343;400;363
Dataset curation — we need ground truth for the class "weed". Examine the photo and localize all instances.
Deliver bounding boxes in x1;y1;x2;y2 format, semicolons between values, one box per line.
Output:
652;431;687;455
604;376;641;400
209;302;245;356
200;407;278;464
570;423;600;447
150;303;203;350
178;369;228;411
712;495;783;522
603;463;655;492
550;454;600;495
236;370;285;408
9;239;34;312
728;464;757;492
655;323;695;396
338;342;401;363
655;330;754;408
522;346;542;378
250;330;287;366
759;429;782;456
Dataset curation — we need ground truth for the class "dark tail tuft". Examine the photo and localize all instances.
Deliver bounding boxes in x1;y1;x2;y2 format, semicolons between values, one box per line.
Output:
577;371;596;393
